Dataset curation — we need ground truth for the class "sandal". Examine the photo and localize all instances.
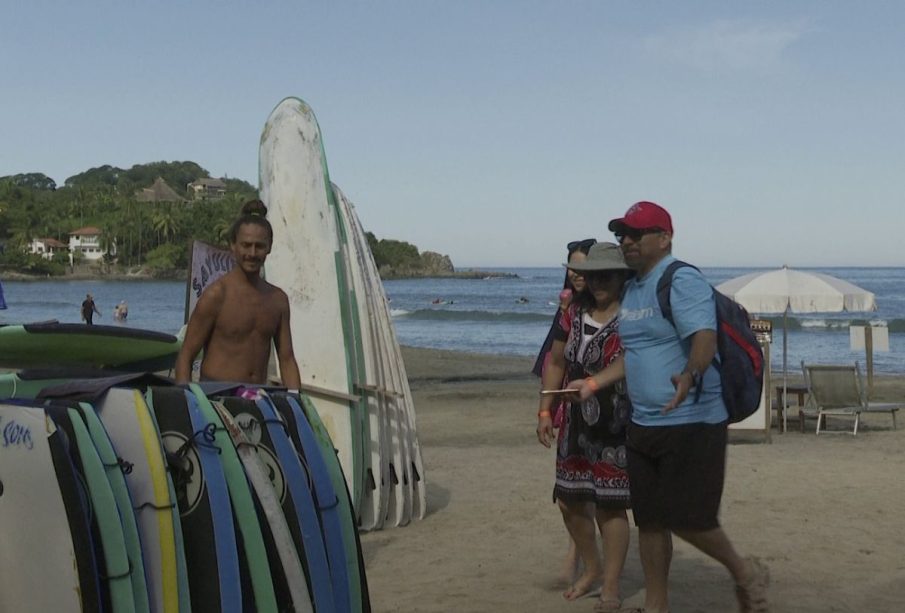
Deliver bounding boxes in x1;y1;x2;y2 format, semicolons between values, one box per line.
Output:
593;596;622;612
735;556;770;613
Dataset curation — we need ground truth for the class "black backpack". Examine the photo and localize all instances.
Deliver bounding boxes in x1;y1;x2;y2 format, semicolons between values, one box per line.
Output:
657;261;764;423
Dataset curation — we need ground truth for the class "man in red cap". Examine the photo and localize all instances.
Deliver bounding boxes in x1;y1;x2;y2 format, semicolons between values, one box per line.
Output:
575;201;769;612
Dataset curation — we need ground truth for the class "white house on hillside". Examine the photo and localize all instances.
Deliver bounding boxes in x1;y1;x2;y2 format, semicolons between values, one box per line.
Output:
187;177;227;200
68;226;115;261
29;237;69;260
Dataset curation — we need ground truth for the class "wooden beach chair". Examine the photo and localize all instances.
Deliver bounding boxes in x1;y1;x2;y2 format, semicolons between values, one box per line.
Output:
803;363;900;435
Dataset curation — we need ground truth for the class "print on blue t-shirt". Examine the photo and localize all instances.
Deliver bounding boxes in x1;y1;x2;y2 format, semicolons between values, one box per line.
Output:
618;255;728;426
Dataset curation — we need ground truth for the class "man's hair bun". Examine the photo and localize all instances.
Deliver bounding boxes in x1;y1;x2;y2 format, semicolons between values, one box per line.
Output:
241;199;268;217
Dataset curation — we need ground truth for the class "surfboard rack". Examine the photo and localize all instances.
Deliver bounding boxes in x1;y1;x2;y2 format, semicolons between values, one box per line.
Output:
267;379;361;404
354;383;404;399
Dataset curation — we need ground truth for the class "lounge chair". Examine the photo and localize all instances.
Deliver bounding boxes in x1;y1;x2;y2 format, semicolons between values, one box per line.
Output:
803;363;900;435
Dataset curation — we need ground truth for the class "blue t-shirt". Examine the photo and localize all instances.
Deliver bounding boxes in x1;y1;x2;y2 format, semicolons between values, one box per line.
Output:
618;255;728;425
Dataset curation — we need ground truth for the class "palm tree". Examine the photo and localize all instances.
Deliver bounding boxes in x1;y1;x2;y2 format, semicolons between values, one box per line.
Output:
99;219;118;261
151;204;179;247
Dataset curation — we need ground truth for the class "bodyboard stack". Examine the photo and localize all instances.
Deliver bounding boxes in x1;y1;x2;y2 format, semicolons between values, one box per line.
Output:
0;382;371;612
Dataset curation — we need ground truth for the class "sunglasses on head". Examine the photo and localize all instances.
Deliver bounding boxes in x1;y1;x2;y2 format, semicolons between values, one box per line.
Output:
567;238;597;253
615;227;664;244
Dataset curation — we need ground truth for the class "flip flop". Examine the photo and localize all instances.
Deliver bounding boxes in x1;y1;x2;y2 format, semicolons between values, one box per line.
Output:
593;596;623;612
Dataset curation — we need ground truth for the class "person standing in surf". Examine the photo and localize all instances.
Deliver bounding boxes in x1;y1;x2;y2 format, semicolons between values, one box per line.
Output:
175;199;302;388
81;293;101;325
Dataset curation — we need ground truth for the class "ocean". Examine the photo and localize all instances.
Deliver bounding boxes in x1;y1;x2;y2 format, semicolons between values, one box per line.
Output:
2;267;903;373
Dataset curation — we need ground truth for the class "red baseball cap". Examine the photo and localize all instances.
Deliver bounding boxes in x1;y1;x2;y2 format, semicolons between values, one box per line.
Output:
608;201;673;235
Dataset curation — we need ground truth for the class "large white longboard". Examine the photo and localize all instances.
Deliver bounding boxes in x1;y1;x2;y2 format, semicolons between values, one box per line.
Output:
259;97;363;509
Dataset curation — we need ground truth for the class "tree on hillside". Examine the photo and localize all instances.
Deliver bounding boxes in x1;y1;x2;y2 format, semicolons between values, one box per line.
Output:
151;204;179;246
64;165;120;188
374;238;420;269
222;177;257;194
365;231;379;255
0;173;57;190
125;161;207;195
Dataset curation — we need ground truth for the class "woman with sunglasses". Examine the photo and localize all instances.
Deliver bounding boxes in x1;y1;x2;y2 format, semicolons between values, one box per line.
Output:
532;238;597;395
532;238;597;588
536;242;633;612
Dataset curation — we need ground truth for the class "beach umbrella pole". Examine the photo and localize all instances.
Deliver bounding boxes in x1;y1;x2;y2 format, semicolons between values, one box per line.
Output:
782;308;788;433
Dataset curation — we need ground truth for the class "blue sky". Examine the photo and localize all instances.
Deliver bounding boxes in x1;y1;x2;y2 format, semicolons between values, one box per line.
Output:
2;1;903;267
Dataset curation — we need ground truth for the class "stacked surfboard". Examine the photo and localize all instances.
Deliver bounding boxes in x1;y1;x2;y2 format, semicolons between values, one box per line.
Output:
0;384;370;612
260;97;426;530
0;322;182;371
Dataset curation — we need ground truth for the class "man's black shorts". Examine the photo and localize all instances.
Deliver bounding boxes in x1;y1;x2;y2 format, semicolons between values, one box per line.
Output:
626;421;728;532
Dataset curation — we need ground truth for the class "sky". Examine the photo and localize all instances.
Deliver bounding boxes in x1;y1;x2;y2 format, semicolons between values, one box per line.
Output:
2;1;904;267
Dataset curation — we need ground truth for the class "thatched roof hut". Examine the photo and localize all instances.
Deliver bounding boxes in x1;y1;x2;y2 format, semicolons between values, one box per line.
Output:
135;177;186;203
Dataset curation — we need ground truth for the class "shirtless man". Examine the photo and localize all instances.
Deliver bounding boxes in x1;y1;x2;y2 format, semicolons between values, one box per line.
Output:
175;200;301;388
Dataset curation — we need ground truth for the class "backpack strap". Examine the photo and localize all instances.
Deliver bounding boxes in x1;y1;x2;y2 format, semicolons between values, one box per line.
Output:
655;259;712;403
656;259;698;326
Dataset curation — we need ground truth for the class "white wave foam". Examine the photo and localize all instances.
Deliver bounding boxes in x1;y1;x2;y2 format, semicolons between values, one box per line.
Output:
390;308;411;317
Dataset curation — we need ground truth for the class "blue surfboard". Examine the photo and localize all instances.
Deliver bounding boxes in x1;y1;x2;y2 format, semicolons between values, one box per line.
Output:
270;392;359;613
253;395;338;612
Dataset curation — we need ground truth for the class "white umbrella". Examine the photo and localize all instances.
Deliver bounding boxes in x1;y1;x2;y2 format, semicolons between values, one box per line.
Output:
716;266;877;431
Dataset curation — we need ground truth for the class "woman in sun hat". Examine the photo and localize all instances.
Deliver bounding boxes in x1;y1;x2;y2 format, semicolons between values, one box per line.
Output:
536;242;633;612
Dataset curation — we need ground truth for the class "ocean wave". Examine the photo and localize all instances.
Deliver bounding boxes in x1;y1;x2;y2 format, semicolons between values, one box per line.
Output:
392;308;554;323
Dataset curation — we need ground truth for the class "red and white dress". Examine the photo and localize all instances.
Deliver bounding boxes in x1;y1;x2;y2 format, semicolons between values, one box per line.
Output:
552;308;631;508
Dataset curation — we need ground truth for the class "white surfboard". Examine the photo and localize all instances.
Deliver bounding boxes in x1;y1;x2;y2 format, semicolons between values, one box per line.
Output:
0;404;83;612
259;97;363;510
372;272;414;525
337;187;427;525
95;388;182;613
333;183;387;531
362;228;426;523
333;185;411;527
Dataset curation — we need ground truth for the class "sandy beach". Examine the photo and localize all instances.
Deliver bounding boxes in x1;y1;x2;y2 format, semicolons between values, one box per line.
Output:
362;347;905;613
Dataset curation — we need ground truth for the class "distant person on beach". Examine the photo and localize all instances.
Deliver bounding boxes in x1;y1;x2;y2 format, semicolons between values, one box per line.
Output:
175;199;302;388
81;293;101;325
578;201;769;613
536;242;632;612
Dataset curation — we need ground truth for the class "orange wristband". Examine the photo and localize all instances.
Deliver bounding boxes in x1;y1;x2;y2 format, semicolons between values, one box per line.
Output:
585;377;600;393
537;410;552;418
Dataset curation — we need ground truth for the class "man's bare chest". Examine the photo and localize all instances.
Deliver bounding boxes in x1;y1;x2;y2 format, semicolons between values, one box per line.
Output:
213;292;280;340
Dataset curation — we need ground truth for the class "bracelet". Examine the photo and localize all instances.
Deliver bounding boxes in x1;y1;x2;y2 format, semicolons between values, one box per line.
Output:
584;377;600;393
537;410;552;418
